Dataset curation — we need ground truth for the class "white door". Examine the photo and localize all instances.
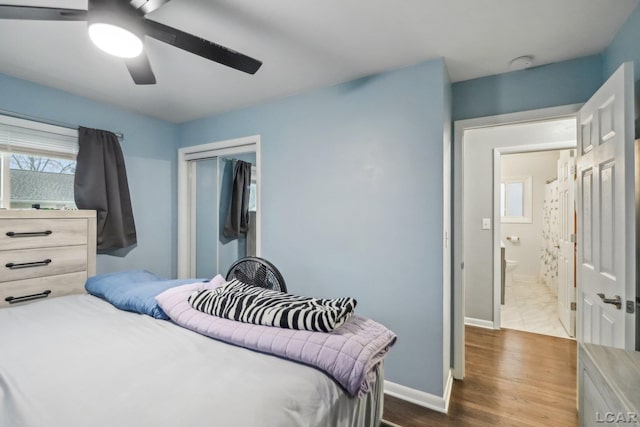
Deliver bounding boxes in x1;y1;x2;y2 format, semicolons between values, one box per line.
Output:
576;62;636;349
557;149;576;337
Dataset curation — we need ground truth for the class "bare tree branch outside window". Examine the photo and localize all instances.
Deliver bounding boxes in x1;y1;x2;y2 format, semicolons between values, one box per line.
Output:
9;154;75;174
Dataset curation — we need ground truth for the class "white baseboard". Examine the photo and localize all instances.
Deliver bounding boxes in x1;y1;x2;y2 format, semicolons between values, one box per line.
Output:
442;369;454;413
384;370;453;414
464;317;495;329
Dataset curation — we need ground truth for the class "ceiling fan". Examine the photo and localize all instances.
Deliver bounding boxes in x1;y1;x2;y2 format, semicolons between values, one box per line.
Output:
0;0;263;85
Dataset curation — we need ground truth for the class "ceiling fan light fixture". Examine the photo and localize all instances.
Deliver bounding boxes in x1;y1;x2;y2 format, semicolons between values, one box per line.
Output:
88;23;143;58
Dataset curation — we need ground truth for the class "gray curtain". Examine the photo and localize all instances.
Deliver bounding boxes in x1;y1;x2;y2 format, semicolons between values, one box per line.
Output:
74;127;137;250
223;160;252;239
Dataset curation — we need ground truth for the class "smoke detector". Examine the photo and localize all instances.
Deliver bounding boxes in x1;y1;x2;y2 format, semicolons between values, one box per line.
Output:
509;55;534;70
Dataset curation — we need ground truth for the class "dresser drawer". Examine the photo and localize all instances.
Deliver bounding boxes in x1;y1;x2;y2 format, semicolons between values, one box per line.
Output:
0;271;87;308
0;246;87;283
0;218;87;250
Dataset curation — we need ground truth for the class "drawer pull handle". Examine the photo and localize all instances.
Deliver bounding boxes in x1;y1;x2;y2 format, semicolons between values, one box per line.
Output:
6;230;53;238
5;259;52;270
5;290;52;304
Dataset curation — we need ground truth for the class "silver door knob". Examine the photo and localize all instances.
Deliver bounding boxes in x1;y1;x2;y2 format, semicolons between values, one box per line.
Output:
597;293;622;310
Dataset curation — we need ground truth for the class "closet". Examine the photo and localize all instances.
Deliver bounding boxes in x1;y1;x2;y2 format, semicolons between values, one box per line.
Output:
177;136;261;279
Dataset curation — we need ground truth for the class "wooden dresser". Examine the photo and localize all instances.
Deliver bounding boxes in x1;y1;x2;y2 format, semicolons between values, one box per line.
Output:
579;343;640;426
0;210;96;308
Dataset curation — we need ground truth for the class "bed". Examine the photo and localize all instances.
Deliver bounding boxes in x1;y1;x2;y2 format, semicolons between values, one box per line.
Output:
0;291;386;427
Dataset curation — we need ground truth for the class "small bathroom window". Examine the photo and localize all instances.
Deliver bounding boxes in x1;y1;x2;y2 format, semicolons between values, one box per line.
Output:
500;176;532;223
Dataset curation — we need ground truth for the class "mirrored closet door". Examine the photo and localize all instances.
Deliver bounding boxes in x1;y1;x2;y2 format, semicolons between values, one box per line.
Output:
216;153;257;276
178;136;261;279
194;157;219;278
190;151;258;279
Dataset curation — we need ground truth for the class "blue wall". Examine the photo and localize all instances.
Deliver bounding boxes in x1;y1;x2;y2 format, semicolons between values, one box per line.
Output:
603;3;640;135
179;59;450;396
452;55;604;121
5;2;640;394
453;2;640;122
0;73;179;278
604;5;640;82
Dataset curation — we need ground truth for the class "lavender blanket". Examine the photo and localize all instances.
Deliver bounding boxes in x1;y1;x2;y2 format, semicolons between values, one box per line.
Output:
156;282;397;397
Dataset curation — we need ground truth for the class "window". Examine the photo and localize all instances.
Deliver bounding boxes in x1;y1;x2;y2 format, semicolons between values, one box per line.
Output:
0;115;78;209
500;176;532;223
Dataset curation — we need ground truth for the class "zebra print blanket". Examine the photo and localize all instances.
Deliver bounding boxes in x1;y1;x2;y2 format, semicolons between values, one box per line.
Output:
188;280;357;332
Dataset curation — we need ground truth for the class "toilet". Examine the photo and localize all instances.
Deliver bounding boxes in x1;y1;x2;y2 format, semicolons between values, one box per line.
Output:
505;259;518;285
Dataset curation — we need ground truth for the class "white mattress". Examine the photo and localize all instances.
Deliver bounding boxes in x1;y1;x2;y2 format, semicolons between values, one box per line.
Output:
0;294;382;427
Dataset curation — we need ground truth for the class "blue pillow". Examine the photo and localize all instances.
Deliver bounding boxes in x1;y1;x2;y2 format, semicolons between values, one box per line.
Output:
86;270;164;298
86;270;206;319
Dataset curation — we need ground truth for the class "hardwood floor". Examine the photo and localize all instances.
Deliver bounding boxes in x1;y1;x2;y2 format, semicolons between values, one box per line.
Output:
382;326;578;427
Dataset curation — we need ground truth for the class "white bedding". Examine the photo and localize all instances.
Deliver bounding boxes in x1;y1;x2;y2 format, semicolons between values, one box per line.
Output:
0;295;382;427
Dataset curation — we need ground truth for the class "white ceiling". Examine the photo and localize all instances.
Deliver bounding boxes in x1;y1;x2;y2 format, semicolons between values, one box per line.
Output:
0;0;637;123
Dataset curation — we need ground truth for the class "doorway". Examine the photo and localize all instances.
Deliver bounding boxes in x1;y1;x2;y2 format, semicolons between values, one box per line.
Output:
499;149;576;339
452;105;581;379
177;135;261;279
453;62;636;389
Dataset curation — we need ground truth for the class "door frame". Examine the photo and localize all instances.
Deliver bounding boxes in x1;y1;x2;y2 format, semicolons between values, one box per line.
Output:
177;135;261;278
453;104;581;379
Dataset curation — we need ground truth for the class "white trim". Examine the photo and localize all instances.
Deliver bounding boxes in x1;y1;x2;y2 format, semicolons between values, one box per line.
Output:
178;148;188;277
177;135;261;278
464;317;496;329
188;161;197;277
182;136;257;160
453;104;582;380
0;153;9;208
442;369;454;413
0;123;79;211
384;370;453;414
492;149;502;330
216;157;221;273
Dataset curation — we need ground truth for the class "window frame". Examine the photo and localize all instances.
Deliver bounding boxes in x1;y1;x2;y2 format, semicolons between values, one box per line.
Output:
500;175;532;224
0;114;78;209
0;153;9;208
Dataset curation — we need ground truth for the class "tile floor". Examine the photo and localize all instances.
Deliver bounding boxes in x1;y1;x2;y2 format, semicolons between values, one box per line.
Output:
501;278;572;339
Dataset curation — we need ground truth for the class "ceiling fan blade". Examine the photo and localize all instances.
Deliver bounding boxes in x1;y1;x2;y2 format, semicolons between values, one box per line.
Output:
0;5;87;21
130;0;172;15
125;52;157;85
143;19;262;75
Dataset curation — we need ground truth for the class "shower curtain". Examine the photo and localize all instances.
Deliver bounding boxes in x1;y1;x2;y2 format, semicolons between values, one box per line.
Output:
540;179;559;295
